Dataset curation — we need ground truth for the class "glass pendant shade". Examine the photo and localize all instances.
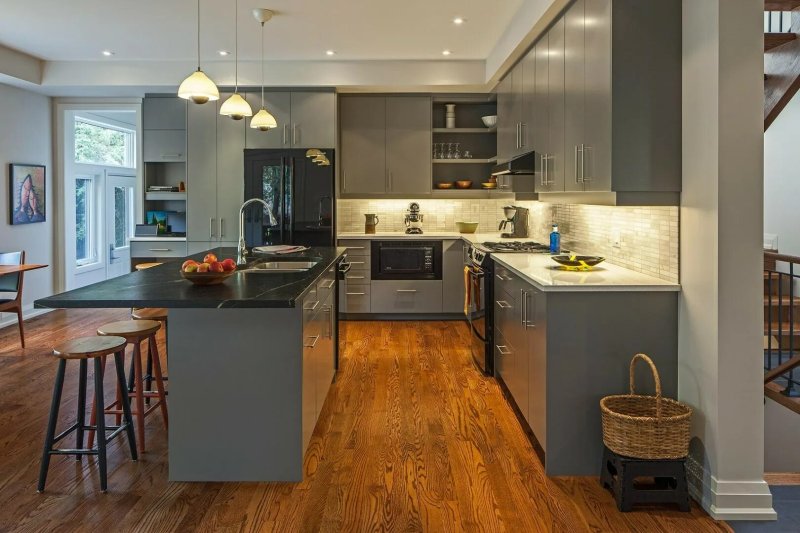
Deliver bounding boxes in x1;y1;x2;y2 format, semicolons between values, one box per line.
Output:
178;69;220;104
251;108;277;130
219;92;252;120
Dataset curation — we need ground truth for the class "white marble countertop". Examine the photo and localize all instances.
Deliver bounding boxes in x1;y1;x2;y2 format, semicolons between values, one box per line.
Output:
492;253;680;292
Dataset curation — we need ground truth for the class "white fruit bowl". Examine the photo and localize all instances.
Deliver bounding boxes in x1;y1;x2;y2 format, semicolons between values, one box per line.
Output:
481;115;498;128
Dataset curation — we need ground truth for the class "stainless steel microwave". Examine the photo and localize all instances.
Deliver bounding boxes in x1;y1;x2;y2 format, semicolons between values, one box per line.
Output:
371;240;443;280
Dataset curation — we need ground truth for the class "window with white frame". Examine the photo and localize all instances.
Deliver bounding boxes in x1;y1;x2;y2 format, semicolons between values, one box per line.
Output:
74;117;135;168
75;177;96;266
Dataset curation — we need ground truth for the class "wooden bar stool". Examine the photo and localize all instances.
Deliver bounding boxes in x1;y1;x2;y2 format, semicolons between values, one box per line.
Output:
131;307;169;399
38;336;137;493
90;319;168;453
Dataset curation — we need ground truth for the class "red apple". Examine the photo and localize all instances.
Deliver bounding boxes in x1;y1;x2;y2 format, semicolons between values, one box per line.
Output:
221;258;237;272
181;259;199;272
203;253;218;264
209;261;225;273
196;262;211;273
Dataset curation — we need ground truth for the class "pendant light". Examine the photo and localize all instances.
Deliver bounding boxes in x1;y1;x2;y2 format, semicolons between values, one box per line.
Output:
220;0;253;120
178;0;219;104
250;9;278;131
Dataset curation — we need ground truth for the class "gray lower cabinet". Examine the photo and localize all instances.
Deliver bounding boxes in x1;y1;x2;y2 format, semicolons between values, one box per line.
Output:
494;264;679;475
371;280;443;314
442;239;466;313
301;290;335;455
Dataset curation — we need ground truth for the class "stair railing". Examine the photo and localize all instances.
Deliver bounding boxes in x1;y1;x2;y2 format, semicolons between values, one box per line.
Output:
764;252;800;399
765;11;792;33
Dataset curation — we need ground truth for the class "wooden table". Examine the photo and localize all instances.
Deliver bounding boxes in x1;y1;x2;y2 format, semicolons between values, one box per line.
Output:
0;264;47;275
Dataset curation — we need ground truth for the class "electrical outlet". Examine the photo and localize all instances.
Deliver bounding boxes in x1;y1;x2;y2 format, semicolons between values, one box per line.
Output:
611;229;621;248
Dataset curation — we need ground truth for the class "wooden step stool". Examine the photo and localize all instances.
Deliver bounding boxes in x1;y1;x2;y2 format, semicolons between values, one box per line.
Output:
600;445;691;512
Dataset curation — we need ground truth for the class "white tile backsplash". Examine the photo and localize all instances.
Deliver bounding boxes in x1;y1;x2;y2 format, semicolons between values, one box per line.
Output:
337;199;679;282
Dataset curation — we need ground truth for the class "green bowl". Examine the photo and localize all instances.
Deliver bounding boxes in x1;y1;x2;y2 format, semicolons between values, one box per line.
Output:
551;254;605;271
456;222;479;234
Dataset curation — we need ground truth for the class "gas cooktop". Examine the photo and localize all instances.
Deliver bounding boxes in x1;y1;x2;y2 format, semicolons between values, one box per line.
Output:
478;241;551;253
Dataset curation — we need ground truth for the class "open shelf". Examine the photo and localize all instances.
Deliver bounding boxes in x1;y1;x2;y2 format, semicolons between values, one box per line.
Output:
145;191;186;201
433;158;495;164
432;127;496;134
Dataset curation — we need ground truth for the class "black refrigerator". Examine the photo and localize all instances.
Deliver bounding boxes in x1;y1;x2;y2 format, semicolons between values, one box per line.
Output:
243;149;335;247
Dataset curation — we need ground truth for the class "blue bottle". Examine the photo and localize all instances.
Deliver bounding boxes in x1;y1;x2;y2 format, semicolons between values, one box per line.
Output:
549;224;561;254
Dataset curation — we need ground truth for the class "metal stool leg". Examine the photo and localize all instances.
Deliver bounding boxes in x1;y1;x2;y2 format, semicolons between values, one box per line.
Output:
37;359;66;493
113;350;138;461
94;357;108;492
75;359;87;460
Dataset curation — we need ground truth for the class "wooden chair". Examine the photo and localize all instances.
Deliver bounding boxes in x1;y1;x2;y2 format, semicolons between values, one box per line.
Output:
0;251;26;347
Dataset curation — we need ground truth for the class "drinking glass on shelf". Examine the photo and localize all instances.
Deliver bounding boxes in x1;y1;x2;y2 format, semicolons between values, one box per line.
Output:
463;150;472;159
446;143;454;159
453;143;462;159
432;143;437;159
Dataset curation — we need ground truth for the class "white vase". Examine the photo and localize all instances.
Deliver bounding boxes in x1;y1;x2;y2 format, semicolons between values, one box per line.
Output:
445;104;456;128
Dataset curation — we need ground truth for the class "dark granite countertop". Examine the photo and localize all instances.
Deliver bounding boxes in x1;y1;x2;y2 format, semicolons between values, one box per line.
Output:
35;247;347;309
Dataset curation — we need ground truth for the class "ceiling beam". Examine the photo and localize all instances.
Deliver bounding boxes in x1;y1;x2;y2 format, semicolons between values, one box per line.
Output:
0;43;43;85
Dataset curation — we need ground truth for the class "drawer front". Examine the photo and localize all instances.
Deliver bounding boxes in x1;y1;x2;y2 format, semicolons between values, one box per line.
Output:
343;268;370;286
495;264;527;300
303;286;322;324
340;284;371;314
338;239;370;256
316;266;337;303
344;254;371;272
370;280;443;314
130;241;188;258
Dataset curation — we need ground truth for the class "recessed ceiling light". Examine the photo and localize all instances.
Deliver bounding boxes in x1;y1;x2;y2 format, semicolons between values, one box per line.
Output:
442;49;452;56
453;17;465;25
101;50;114;57
326;50;336;56
218;50;230;56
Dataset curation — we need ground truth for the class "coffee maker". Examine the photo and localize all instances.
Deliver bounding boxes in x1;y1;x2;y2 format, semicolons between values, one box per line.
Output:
404;202;424;234
498;205;529;238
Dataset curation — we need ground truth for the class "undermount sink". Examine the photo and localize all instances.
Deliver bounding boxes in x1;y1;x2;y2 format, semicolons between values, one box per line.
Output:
242;260;319;273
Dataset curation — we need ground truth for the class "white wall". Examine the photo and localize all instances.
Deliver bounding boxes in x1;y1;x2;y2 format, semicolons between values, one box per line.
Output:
764;90;800;255
0;83;54;327
679;0;774;521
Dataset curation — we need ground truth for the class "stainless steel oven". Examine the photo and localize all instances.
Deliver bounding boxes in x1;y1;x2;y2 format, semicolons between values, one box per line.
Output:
371;240;442;280
465;246;492;374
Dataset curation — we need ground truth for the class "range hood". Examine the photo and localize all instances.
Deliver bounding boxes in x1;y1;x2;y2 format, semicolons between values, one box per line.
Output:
492;151;536;175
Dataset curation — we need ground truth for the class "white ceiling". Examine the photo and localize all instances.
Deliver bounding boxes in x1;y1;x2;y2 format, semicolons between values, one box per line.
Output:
0;0;524;62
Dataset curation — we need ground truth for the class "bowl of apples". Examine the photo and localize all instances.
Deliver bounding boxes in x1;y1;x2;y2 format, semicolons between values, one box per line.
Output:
180;253;237;285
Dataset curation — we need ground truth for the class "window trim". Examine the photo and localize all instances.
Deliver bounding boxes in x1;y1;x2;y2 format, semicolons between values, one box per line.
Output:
74;175;101;271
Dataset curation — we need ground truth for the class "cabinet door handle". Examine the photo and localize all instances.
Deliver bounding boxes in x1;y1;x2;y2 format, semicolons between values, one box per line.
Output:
349;261;366;265
342;171;347;192
582;144;591;182
347;275;366;280
346;292;366;296
283;124;288;145
148;248;172;252
496;300;511;309
161;153;182;159
396;289;417;293
520;123;527;147
574;145;581;184
219;218;224;238
304;335;320;348
496;345;511;355
539;153;546;186
210;217;215;239
525;290;536;329
347;246;366;251
543;154;549;185
292;124;298;145
304;300;320;311
521;289;526;325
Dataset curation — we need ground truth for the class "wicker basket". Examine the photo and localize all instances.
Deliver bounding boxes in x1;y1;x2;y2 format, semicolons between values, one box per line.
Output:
600;353;692;459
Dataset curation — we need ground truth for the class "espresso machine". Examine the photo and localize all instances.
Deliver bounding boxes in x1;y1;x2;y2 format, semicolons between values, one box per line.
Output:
404;202;424;234
498;205;529;238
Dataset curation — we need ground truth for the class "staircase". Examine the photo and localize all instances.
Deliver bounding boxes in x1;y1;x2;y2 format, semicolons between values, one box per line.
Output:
764;3;800;129
764;252;800;414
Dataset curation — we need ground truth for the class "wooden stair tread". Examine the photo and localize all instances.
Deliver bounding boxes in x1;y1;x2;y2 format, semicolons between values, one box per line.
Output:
765;381;800;415
763;296;800;305
766;32;798;52
764;322;800;335
765;0;800;11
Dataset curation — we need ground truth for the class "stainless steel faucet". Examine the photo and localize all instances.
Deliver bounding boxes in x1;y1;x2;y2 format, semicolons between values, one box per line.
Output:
237;198;278;264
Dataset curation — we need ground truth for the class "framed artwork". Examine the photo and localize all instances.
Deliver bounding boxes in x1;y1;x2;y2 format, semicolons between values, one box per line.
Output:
9;163;46;225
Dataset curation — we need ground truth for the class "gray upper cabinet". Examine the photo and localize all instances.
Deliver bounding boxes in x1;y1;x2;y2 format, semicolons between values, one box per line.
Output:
340;95;432;197
290;92;335;148
497;62;527;162
243;91;333;149
385;96;431;195
143;130;187;162
340;96;386;195
216;93;245;244
143;97;186;130
512;0;680;203
187;100;218;243
244;91;291;149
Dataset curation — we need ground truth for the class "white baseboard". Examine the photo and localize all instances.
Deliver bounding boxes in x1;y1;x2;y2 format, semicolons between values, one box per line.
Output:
0;304;54;330
687;456;777;521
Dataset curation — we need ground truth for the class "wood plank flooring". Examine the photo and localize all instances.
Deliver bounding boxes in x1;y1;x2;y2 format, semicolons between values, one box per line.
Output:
0;310;731;532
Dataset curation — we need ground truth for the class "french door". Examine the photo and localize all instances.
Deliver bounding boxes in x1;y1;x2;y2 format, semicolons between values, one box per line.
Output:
105;173;136;279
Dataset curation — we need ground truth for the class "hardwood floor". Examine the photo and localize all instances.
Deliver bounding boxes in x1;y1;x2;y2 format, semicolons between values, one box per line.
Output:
0;311;730;532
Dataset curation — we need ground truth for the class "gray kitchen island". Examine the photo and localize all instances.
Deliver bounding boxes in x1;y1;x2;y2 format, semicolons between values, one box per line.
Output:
36;247;347;482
